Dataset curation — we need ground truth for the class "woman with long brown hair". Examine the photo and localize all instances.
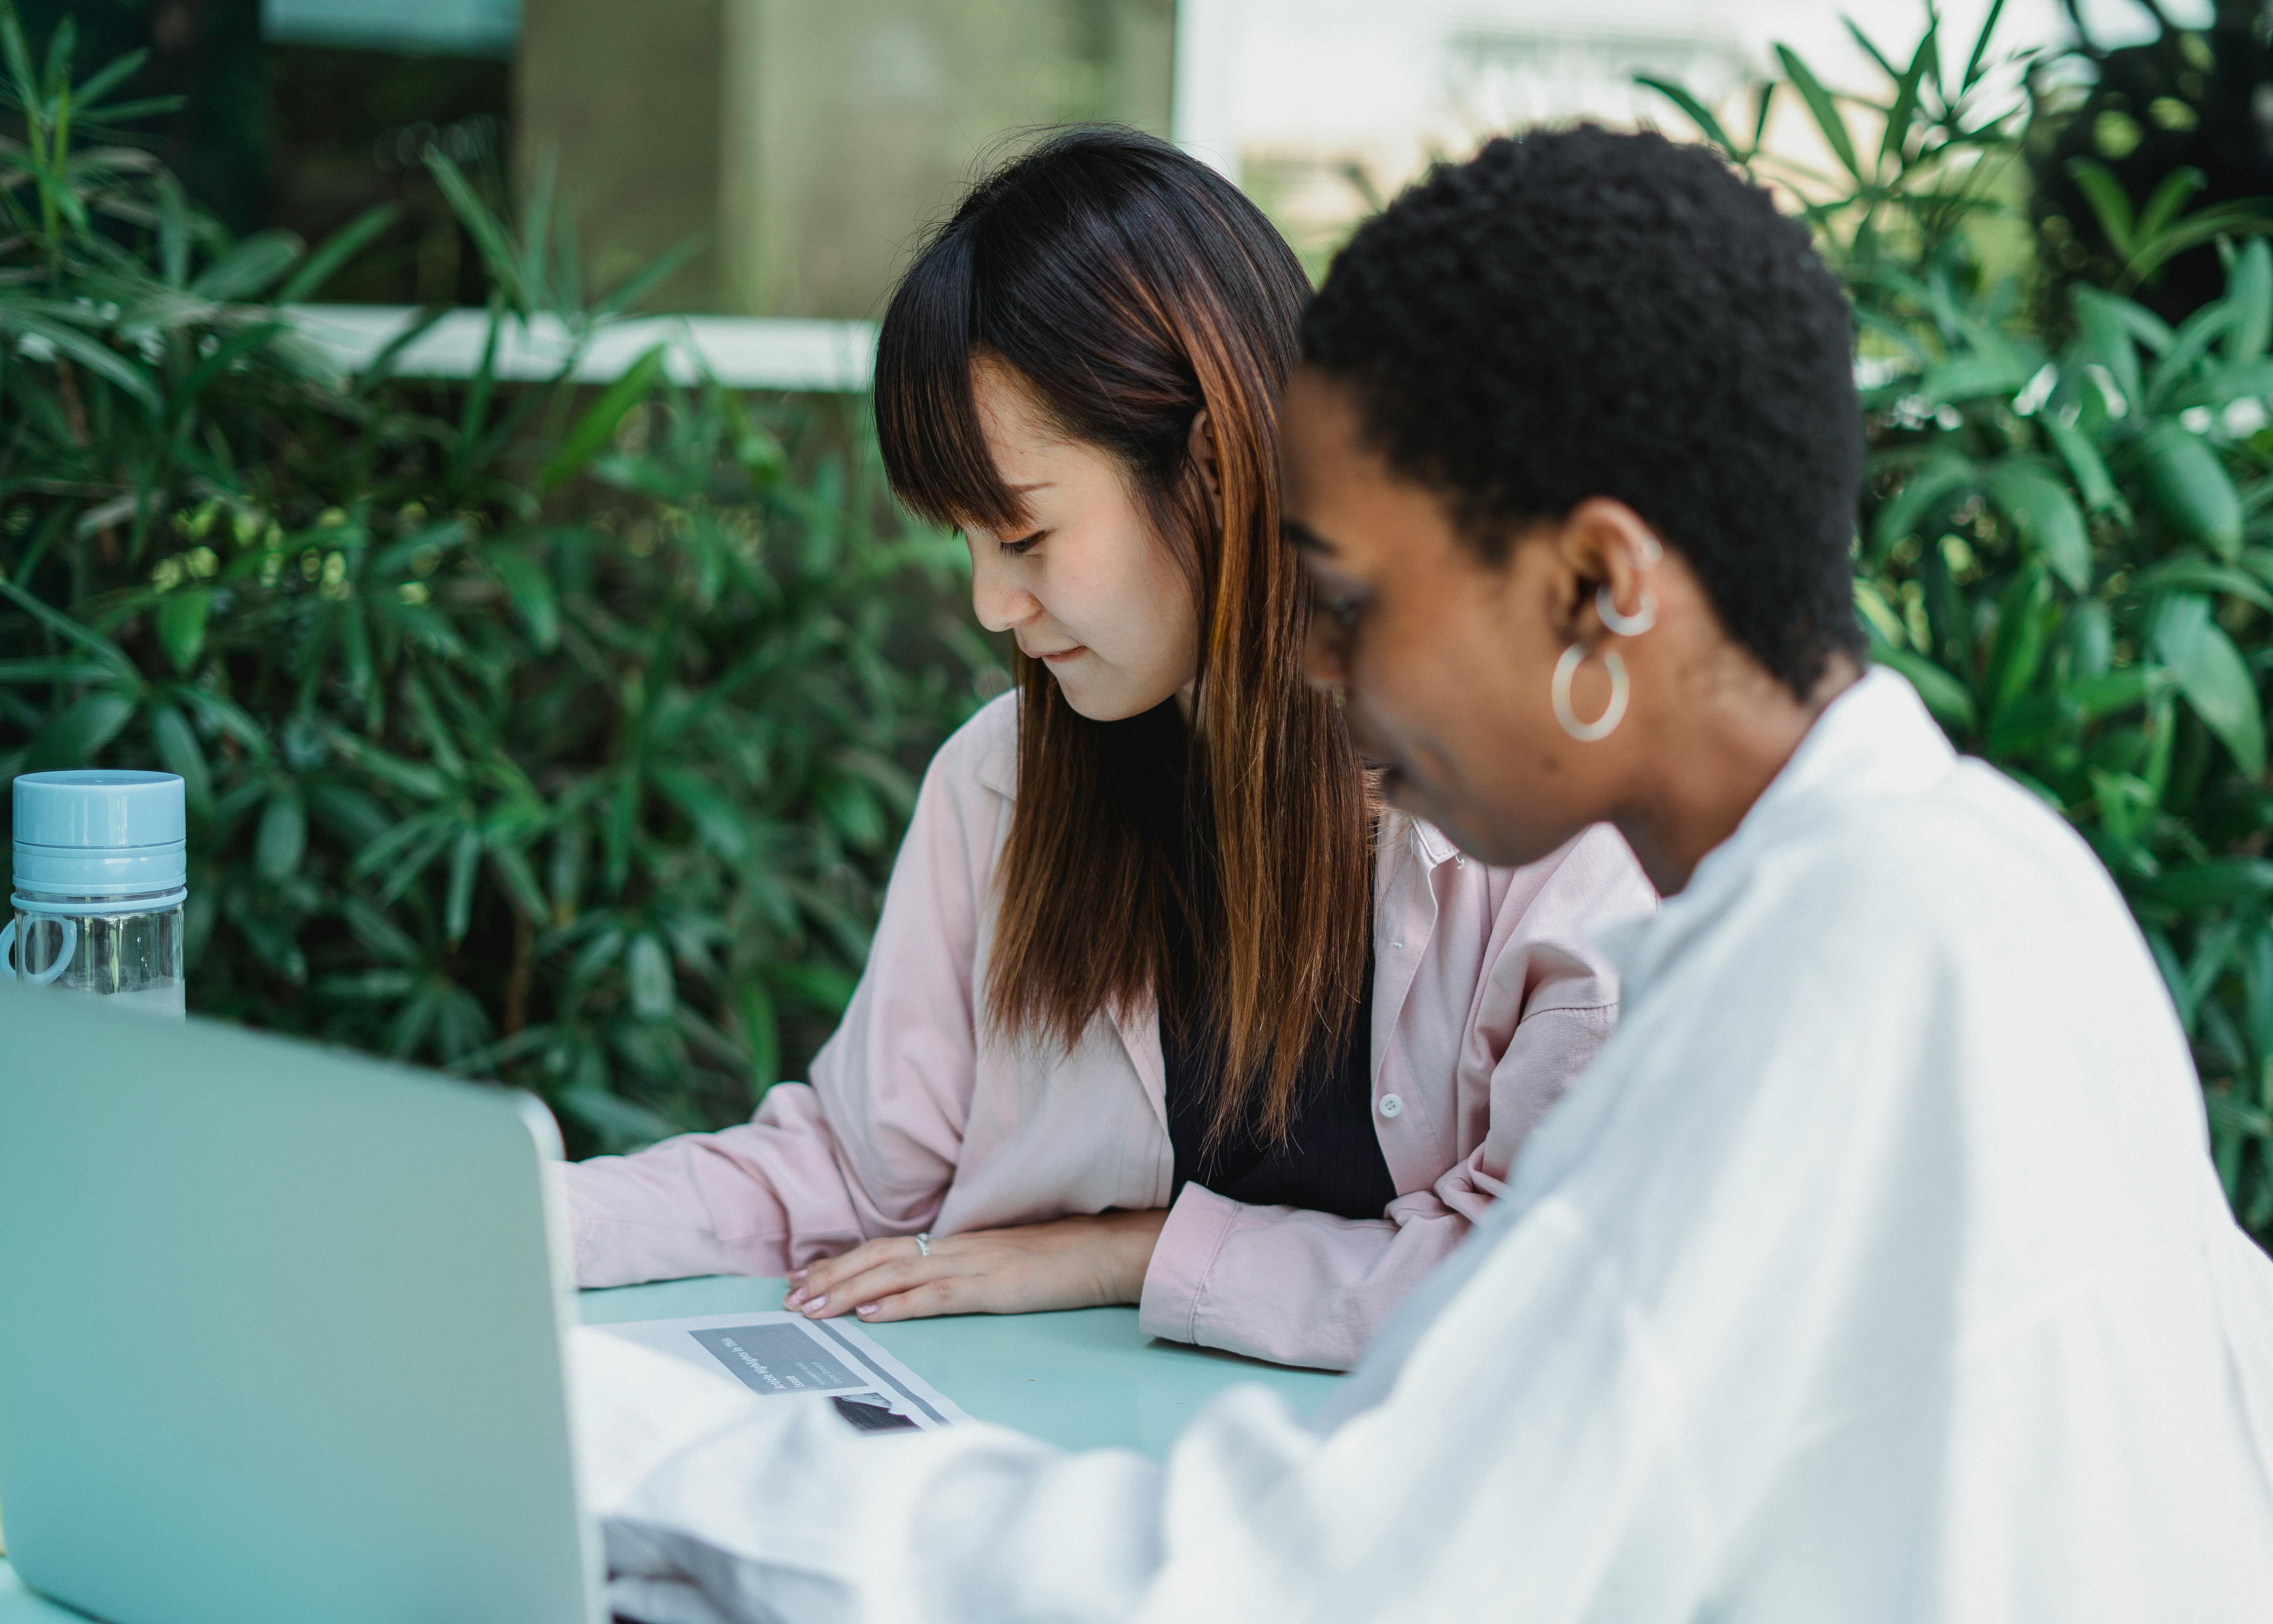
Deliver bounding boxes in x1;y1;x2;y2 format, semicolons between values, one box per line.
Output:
562;126;1653;1369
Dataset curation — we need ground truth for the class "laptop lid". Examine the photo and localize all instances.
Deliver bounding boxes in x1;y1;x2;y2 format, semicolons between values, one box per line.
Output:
0;983;602;1624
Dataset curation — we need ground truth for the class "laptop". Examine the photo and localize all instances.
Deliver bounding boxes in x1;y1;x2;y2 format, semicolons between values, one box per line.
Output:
0;981;603;1624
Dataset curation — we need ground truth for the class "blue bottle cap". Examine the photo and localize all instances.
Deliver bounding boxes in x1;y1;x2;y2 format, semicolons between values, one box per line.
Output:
11;770;187;910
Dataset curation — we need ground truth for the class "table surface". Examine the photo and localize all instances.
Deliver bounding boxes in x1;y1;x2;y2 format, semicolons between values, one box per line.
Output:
0;1276;1339;1620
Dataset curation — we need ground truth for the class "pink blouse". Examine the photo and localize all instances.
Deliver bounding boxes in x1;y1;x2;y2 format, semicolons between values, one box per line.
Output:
566;694;1655;1369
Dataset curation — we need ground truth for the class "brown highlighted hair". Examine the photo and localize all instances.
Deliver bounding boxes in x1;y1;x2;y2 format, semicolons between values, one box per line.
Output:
875;127;1370;1145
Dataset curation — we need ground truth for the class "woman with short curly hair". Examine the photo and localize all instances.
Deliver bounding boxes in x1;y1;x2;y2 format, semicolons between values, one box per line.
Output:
575;125;2273;1624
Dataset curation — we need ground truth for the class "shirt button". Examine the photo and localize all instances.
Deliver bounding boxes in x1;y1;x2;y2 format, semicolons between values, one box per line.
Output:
1378;1093;1404;1119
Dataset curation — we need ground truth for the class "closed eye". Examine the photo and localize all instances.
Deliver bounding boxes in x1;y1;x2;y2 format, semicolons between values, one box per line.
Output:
1000;530;1046;557
1312;584;1368;628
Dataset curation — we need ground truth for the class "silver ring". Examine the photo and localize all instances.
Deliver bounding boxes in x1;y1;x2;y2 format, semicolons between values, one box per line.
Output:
1595;582;1657;637
914;1232;931;1257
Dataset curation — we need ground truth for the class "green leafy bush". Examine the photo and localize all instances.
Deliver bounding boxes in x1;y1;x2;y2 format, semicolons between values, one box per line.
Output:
0;11;998;1153
1650;6;2273;1242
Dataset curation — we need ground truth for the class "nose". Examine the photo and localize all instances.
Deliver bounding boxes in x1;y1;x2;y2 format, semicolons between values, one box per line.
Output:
968;540;1042;635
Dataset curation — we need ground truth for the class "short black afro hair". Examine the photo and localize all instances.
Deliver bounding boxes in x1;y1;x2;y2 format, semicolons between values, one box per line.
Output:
1301;126;1865;698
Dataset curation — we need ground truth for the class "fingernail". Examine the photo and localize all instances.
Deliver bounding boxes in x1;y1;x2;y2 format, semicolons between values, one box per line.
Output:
802;1295;828;1314
790;1267;809;1283
855;1302;877;1316
784;1289;805;1307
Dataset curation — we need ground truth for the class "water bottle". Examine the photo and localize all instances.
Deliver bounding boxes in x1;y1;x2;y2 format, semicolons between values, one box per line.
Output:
3;770;187;1018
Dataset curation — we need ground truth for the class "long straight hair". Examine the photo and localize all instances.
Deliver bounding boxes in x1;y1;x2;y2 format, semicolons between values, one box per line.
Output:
875;127;1370;1145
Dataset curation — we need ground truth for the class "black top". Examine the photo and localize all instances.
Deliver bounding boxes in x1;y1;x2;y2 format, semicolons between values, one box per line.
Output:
1119;702;1396;1223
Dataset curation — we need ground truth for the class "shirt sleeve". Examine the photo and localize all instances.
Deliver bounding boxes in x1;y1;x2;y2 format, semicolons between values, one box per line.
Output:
566;707;1004;1289
1135;829;1641;1371
573;1192;1715;1624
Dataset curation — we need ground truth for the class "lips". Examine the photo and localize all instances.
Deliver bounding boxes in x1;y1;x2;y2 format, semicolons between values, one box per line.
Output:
1025;645;1086;665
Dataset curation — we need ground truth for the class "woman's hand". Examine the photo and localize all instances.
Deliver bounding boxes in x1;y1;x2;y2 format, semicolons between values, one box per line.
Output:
782;1209;1171;1324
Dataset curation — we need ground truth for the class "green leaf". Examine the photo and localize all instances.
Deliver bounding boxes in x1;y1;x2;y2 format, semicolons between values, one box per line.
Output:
2135;166;2208;248
147;702;212;815
2141;423;2243;559
1841;17;1901;82
652;764;750;862
2161;359;2273;412
1985;562;2053;720
2067;158;2136;257
558;1084;678;1153
1776;45;1862;180
277;203;397;303
2154;594;2267;777
1983;466;2092;591
2126;207;2273;288
255;790;307;881
2227;238;2273;364
0;6;34;105
628;932;675;1021
2044;416;2118;513
0;307;160;411
539;343;669;493
2135;559;2273;616
445;825;481;943
69;47;149;113
588;235;704;324
1635;75;1736;152
736;978;780;1100
485;544;560;650
2134;859;2273;912
189;230;303;302
424;149;528;311
2147;303;2236;406
1919;350;2037;403
25;691;136;773
155;587;211;675
2072;287;2143;408
1878;18;1938;171
769;960;857;1019
1960;0;2007;91
1874;648;1978;730
0;581;136;683
1872;454;1974;554
38;13;73;99
485;842;549;925
2069;667;2158;723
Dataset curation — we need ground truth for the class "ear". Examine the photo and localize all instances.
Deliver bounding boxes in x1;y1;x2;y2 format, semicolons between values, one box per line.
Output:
1186;408;1222;506
1553;498;1666;639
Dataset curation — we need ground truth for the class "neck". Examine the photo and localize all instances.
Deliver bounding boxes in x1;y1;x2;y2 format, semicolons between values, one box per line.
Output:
1612;652;1861;895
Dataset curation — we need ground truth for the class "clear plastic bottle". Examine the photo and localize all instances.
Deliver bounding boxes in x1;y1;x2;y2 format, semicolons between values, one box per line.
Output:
3;771;186;1018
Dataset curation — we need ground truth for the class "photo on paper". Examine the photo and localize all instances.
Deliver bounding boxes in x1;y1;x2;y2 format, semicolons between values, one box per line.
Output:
588;1310;966;1431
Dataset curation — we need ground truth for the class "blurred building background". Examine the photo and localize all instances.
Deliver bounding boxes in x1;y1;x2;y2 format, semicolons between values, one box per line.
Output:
29;0;2204;317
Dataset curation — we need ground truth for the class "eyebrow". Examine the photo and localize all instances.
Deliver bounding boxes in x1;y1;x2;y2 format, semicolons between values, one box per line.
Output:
1281;519;1336;556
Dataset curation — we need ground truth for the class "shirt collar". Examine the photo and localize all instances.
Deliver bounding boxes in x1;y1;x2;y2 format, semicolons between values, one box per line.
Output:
1590;669;1959;992
1398;810;1462;870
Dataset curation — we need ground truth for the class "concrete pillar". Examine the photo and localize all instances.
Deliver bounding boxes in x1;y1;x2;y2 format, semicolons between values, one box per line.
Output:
520;0;1172;318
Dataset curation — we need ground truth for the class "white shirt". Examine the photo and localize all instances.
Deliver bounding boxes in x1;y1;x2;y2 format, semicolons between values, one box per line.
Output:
572;671;2273;1624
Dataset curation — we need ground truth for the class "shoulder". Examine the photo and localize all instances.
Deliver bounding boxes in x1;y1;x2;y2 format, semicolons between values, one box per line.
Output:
919;691;1021;808
1679;756;2151;1027
1390;810;1654;933
1794;759;2120;938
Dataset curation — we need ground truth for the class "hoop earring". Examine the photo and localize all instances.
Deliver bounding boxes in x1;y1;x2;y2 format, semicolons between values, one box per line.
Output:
1595;582;1657;637
1553;644;1628;742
